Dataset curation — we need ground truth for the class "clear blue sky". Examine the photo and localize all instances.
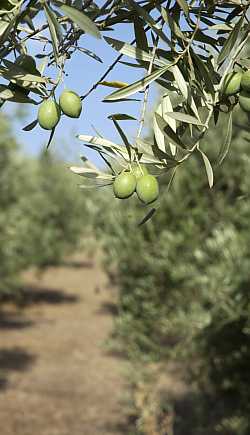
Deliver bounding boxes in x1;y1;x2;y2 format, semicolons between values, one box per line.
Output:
4;16;158;165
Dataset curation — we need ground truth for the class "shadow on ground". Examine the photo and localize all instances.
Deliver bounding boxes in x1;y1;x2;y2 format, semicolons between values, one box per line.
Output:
15;286;80;307
61;259;94;269
97;301;119;317
0;312;33;330
0;347;36;392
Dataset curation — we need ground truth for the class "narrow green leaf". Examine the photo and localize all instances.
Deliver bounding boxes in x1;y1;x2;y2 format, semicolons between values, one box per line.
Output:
217;16;244;64
46;127;56;149
43;2;62;62
104;65;172;101
127;0;171;46
22;119;38;131
134;16;148;51
162;94;176;156
199;149;214;188
154;101;166;152
155;113;187;150
100;80;128;89
216;111;233;165
176;0;189;17
1;60;48;83
104;36;167;67
165;112;205;126
108;114;136;120
191;50;215;98
55;3;101;39
138;208;156;226
171;65;188;99
161;7;186;40
111;118;132;160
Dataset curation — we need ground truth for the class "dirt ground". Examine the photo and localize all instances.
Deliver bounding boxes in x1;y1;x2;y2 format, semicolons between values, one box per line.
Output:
0;255;128;435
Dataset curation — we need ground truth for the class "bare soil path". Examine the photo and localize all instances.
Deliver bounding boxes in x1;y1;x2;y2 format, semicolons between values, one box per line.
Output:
0;256;128;435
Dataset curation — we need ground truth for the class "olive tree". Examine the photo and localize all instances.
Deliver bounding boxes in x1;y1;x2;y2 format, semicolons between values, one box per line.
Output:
1;0;250;221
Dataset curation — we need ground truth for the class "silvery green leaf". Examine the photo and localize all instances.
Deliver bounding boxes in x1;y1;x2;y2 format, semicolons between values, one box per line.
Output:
216;111;233;165
55;2;101;39
154;101;166;152
104;37;167;67
171;65;188;99
162;94;176;156
126;0;171;46
104;65;172;101
217;16;244;64
199;148;214;188
164;112;205;126
176;0;189;17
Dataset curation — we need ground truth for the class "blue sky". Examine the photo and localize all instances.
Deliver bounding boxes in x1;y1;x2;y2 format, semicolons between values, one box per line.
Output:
3;15;158;166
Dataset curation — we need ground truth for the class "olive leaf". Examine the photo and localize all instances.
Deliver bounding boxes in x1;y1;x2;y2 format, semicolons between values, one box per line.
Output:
43;2;63;62
217;16;244;64
108;114;137;120
104;64;172;101
126;0;171;46
164;112;205;126
216;111;233;165
176;0;189;17
54;2;101;39
198;148;214;188
104;36;167;67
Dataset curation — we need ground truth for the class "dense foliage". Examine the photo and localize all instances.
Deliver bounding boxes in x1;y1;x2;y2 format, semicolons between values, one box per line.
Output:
94;106;250;434
0;112;88;299
1;0;250;213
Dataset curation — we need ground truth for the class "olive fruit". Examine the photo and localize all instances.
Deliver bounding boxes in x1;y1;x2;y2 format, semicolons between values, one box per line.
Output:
241;71;250;92
221;71;242;96
132;164;148;179
15;54;38;75
38;99;61;130
59;90;82;118
239;90;250;112
136;174;159;204
113;172;136;199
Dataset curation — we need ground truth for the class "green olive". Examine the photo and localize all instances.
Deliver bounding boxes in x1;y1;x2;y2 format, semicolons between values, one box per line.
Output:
239;90;250;112
59;90;82;118
132;164;148;179
241;71;250;92
136;174;159;204
113;172;136;199
38;99;61;130
221;71;242;96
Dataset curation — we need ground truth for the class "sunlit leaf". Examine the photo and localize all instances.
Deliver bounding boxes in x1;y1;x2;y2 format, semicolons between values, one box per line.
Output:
176;0;189;17
127;0;171;46
216;111;233;165
104;37;167;67
55;2;101;39
164;112;205;126
104;65;172;101
100;80;129;89
217;16;244;64
44;2;63;62
199;148;214;188
171;65;188;99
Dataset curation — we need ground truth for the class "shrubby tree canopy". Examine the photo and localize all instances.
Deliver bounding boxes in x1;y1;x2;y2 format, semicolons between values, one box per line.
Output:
1;0;250;219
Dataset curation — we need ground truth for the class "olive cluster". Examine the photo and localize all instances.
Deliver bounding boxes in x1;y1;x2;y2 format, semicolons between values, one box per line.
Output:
113;165;159;205
222;70;250;112
37;90;82;130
